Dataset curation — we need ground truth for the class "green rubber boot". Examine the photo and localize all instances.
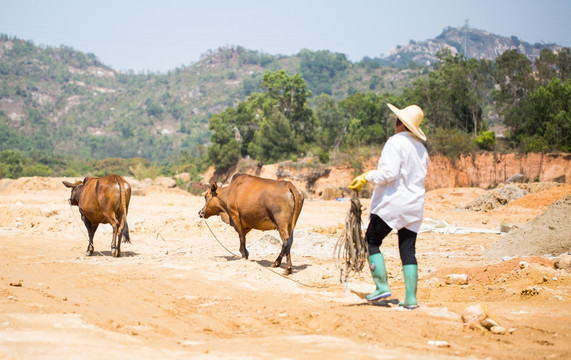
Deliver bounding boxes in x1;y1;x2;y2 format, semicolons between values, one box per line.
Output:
366;253;391;301
399;264;418;309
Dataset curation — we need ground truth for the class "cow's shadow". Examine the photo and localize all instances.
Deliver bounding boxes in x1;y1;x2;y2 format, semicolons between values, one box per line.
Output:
217;256;310;272
90;250;139;257
254;259;310;272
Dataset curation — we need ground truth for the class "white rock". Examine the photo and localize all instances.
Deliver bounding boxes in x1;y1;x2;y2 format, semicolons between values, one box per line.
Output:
490;325;506;335
554;254;571;272
446;274;469;285
481;318;500;330
461;304;488;326
428;340;450;347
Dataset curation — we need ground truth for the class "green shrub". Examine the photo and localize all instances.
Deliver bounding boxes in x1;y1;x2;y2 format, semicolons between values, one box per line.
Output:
318;149;329;164
475;131;496;150
22;164;53;177
428;128;477;158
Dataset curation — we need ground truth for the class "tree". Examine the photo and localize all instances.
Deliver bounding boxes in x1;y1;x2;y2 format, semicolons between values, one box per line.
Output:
312;94;346;150
338;92;387;147
207;111;241;173
518;78;571;152
247;112;296;163
299;50;349;95
535;47;571;85
493;49;536;136
260;70;314;143
404;50;493;135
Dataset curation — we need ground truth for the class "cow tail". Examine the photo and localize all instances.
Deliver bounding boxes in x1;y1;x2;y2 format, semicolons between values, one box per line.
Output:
119;181;131;243
288;182;304;231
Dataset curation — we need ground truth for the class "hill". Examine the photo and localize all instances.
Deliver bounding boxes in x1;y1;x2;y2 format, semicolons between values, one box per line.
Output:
0;27;564;161
373;26;563;66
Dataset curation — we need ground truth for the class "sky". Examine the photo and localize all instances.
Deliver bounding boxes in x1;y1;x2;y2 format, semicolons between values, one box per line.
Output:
1;0;570;73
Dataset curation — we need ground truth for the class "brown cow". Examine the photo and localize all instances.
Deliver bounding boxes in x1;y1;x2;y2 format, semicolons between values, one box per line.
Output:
63;174;131;257
199;174;304;275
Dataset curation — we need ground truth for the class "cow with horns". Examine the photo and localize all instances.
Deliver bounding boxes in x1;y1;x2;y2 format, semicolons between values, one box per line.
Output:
63;174;131;257
199;174;304;275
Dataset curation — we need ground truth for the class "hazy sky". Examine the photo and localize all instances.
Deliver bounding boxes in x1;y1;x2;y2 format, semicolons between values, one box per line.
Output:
1;0;569;73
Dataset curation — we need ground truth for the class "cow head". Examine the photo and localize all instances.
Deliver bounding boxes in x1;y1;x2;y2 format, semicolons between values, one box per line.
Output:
198;182;224;219
62;177;95;206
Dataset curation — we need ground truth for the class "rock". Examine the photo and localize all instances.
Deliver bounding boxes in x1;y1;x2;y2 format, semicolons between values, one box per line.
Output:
490;325;506;335
481;318;500;330
506;174;526;184
174;172;191;184
446;274;469;285
153;177;176;188
518;261;529;269
41;206;58;217
500;222;514;233
461;304;488;328
427;340;450;347
322;187;344;200
520;286;541;296
554;253;571;272
461;304;507;334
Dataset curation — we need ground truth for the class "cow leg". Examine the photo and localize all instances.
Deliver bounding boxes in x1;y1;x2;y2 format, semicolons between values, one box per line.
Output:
82;216;98;256
114;219;125;258
238;233;249;259
110;220;120;258
273;229;294;275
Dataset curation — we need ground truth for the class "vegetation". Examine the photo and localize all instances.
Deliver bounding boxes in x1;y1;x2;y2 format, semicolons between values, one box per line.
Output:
0;32;569;181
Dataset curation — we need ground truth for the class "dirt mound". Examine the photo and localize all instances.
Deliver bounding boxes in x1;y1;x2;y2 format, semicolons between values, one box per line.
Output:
0;177;78;193
506;184;571;210
485;196;571;258
432;256;555;286
464;182;564;211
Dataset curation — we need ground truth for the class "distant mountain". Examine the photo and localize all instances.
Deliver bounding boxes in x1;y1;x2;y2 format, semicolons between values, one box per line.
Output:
374;26;563;67
0;28;566;161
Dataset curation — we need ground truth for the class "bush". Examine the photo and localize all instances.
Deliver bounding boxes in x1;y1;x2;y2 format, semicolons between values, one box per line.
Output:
428;128;477;158
318;149;329;164
475;130;496;150
22;164;53;177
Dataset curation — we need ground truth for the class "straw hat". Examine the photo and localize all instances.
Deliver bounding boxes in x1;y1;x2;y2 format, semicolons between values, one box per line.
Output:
387;103;427;141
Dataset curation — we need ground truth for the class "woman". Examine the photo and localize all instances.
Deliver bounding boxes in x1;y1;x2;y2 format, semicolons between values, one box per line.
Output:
349;103;428;309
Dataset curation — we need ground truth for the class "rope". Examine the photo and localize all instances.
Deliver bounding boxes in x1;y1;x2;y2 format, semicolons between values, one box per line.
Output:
69;203;89;242
334;192;369;284
202;218;323;288
203;219;240;257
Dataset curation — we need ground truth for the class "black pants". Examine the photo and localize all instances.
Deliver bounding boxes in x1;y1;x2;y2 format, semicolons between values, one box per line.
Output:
366;214;417;266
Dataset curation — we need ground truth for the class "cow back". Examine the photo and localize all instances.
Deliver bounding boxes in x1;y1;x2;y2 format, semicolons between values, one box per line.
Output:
79;175;131;224
227;174;299;232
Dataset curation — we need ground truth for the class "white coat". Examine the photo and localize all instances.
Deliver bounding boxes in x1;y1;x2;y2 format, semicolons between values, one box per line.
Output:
366;131;428;233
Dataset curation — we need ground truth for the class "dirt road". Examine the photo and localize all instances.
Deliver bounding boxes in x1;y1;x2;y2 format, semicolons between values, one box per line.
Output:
0;178;570;359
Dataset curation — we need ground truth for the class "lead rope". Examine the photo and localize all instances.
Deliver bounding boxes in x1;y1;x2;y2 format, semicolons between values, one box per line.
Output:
68;203;105;256
334;191;368;285
203;219;239;257
202;218;323;288
69;203;89;241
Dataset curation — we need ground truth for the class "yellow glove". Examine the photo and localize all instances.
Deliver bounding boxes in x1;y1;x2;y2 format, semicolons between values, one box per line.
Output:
348;173;369;191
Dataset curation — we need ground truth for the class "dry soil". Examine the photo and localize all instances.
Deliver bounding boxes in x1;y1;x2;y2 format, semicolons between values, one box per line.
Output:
0;177;570;359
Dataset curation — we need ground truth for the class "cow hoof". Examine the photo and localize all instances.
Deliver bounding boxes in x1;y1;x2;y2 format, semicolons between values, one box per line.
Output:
85;250;93;256
271;260;281;268
112;250;120;258
284;267;292;276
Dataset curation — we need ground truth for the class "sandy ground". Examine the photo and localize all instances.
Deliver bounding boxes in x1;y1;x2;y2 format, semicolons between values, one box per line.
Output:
0;178;570;359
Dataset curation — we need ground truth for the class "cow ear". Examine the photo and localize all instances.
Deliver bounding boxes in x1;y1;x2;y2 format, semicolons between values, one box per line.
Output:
62;181;74;188
210;182;218;192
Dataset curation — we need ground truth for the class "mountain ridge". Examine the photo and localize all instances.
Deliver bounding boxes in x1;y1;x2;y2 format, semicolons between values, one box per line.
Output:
0;27;565;161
